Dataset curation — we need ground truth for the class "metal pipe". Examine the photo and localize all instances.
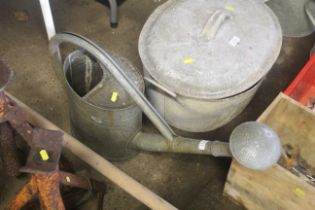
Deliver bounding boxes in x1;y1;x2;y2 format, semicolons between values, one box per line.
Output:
39;0;56;40
131;132;232;157
108;0;118;27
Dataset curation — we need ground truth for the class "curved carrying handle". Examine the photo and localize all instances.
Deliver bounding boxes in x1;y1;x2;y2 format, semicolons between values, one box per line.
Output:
49;32;176;141
200;10;230;41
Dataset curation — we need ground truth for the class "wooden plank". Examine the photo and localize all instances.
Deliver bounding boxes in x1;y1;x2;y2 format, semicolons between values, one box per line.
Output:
224;93;315;210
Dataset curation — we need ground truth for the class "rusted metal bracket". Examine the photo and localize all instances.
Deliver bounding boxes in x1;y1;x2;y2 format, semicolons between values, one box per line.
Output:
19;128;63;174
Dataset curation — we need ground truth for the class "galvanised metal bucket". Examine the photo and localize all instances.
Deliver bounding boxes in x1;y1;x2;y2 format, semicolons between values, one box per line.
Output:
139;0;282;132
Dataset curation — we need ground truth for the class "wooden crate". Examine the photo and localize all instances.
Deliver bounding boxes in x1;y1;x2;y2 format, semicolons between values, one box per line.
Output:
224;93;315;210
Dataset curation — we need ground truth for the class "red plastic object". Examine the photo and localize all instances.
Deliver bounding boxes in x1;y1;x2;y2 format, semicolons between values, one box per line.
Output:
285;53;315;106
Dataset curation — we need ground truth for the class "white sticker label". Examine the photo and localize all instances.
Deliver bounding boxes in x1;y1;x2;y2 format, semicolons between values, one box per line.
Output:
198;140;209;151
229;36;241;47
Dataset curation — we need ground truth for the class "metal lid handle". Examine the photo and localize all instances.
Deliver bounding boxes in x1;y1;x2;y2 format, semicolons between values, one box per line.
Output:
200;10;230;41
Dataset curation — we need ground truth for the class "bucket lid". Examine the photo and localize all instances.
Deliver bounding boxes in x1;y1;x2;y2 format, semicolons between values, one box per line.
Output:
139;0;282;99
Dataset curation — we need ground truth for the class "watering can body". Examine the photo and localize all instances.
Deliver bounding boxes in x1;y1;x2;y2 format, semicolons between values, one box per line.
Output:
53;46;144;160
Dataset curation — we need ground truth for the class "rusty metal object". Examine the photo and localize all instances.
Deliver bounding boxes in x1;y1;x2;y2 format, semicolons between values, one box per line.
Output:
0;122;21;176
1;93;106;210
19;128;63;174
6;172;65;210
61;172;92;190
18;187;88;210
280;144;315;186
6;173;39;210
6;170;107;210
36;172;65;210
0;59;106;209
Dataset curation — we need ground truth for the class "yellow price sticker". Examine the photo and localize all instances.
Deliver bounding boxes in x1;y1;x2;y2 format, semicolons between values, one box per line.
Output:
39;149;49;161
295;187;305;197
225;6;235;11
111;92;119;102
66;176;71;183
183;58;194;64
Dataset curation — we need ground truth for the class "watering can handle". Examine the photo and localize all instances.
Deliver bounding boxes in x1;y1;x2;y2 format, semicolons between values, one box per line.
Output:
49;32;176;141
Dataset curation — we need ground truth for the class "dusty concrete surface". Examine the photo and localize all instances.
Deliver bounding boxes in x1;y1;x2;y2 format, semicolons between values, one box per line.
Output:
0;0;315;209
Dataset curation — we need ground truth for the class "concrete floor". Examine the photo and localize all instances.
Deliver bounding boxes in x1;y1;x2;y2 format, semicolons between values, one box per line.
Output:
1;0;315;209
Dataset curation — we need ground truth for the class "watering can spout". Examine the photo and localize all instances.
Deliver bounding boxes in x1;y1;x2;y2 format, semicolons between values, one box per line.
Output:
131;122;282;170
131;132;232;157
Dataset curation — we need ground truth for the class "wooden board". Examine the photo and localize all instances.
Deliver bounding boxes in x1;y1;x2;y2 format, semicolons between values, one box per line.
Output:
224;93;315;210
